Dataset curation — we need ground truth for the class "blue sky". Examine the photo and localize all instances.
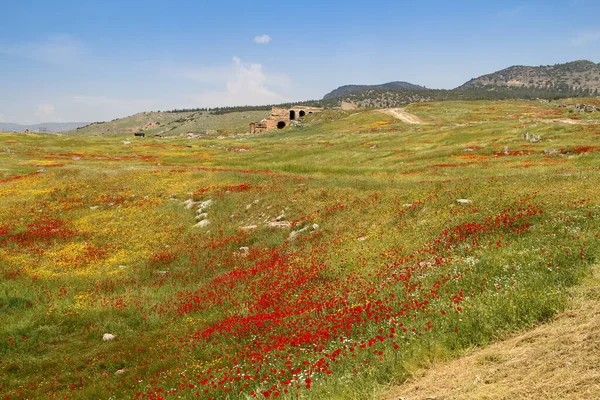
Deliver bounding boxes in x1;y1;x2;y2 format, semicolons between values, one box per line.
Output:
1;0;599;124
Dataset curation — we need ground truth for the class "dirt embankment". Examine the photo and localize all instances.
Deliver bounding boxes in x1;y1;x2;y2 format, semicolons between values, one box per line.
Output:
379;108;424;124
381;267;600;400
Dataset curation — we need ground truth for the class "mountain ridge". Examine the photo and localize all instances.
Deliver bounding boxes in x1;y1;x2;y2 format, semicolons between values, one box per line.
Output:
323;81;427;100
457;60;600;92
0;121;90;133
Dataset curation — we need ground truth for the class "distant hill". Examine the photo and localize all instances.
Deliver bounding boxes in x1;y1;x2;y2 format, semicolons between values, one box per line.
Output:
323;81;427;100
64;110;270;136
0;122;89;133
457;60;600;94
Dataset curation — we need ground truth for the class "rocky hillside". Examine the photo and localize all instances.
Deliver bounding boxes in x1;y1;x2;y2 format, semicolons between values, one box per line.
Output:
458;60;600;94
323;81;426;100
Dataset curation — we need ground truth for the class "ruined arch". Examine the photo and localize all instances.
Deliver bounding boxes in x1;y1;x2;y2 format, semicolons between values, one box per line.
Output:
289;110;296;120
299;110;306;117
277;121;286;129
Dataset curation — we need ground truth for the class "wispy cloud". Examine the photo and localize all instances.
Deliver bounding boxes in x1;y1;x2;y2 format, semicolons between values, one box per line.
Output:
253;34;272;44
0;34;85;65
571;30;600;46
180;56;290;107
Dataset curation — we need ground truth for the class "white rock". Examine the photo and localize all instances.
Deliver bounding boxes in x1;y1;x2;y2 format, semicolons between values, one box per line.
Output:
239;247;249;255
268;221;292;229
357;236;367;242
115;369;126;375
102;333;115;341
456;199;472;205
198;199;213;209
196;213;208;220
36;168;46;173
90;206;99;210
194;219;211;228
312;224;319;231
275;212;285;222
288;226;309;241
183;199;195;209
239;225;258;231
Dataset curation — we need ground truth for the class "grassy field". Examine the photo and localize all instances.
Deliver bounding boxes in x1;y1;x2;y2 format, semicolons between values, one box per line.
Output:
1;99;599;399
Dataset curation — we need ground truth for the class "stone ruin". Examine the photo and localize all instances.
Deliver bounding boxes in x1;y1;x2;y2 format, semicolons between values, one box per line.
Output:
249;106;323;134
524;132;541;143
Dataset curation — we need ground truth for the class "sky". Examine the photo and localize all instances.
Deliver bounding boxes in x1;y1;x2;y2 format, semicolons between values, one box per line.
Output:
1;0;599;124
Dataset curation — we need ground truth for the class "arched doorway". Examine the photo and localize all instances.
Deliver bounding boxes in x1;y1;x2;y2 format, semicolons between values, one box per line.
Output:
277;121;286;129
289;110;296;120
299;110;306;117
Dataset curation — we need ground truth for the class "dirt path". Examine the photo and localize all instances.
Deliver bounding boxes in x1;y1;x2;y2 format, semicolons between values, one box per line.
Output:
379;108;424;124
381;267;600;400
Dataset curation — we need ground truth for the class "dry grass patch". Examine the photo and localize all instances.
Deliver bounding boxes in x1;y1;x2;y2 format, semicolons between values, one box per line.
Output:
381;267;600;400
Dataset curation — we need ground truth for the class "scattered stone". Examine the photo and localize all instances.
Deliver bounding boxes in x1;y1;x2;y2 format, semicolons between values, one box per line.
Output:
123;140;131;145
154;270;168;275
463;148;474;152
90;206;99;210
36;168;46;173
115;369;126;375
357;236;367;241
312;223;319;231
544;149;559;155
197;199;213;209
3;147;10;153
72;156;81;160
503;146;509;155
102;333;115;341
183;199;195;209
240;225;258;231
196;213;208;220
524;132;541;143
456;199;473;205
239;247;249;256
370;144;377;149
275;212;285;222
288;226;309;241
118;265;127;269
268;221;292;229
194;219;210;228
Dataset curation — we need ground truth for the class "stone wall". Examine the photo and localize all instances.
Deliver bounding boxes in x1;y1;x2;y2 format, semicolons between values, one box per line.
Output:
249;106;323;133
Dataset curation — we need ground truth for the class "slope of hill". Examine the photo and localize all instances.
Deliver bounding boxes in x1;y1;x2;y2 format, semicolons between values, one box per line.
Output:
0;122;89;133
65;110;269;136
458;60;600;93
323;81;427;100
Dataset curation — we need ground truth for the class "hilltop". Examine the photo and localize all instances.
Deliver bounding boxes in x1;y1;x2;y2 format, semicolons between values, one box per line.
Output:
322;81;427;100
458;60;600;93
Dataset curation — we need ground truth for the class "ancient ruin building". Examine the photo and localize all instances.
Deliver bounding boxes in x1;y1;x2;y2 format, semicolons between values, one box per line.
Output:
250;106;323;134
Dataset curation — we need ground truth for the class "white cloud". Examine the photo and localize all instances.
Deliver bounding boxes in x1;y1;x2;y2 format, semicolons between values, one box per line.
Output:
0;34;85;65
177;57;291;107
253;34;272;44
571;30;600;46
